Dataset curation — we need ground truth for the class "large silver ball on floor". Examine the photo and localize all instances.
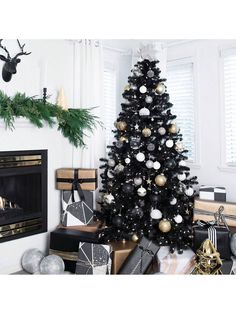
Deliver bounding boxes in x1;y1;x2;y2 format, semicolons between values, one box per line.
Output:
21;248;44;274
39;255;65;274
230;234;236;256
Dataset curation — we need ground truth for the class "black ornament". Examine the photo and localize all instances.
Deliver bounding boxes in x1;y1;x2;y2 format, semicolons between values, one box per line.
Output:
112;215;123;227
131;206;144;218
122;183;134;194
130;136;141;150
165;159;176;169
149;194;161;204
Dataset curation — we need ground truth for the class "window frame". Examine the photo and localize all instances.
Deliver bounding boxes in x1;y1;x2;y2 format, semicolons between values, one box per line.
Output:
166;56;200;168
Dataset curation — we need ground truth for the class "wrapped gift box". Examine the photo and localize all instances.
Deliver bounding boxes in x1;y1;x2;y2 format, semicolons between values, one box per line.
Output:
56;168;97;191
61;190;94;227
194;198;236;227
118;237;159;274
199;186;226;202
76;242;112;275
157;246;196;274
110;241;137;274
49;226;102;273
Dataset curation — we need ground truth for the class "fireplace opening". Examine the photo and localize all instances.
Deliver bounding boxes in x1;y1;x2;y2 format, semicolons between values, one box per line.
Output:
0;150;47;242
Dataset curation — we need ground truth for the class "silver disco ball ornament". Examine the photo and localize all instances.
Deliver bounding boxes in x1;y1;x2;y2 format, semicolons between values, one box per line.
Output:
39;255;65;274
21;248;44;274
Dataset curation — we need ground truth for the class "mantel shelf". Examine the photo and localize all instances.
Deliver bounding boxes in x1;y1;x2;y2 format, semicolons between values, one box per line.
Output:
0;117;57;129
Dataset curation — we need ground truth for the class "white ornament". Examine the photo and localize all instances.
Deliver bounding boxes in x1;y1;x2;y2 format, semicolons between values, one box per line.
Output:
139;107;150;116
137;186;147;197
114;164;124;173
170;198;177;205
153;161;161;170
107;171;114;178
185;187;194;196
174;214;183;224
104;194;114;204
146;160;153;168
136;152;145;162
166;139;174;148
179;160;186;167
158;127;166;135
134;177;142;186
150;209;162;220
175;141;184;152
131;84;137;90
108;159;116;167
125;158;131;164
145;96;153;104
177;173;186;181
139;85;147;93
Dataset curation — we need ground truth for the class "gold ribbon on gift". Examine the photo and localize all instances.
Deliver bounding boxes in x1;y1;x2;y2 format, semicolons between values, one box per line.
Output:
49;249;78;261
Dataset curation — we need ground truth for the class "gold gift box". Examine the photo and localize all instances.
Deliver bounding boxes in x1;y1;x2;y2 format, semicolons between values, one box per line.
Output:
110;241;137;274
56;168;97;191
194;198;236;227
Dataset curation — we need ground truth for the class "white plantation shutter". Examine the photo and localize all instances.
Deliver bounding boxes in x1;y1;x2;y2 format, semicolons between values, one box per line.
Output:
166;62;195;161
222;52;236;165
104;68;117;146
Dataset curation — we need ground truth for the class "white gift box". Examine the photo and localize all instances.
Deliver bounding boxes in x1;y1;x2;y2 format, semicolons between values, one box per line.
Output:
199;186;226;202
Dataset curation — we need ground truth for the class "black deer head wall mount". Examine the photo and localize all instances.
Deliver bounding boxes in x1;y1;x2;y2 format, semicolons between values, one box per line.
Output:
0;39;31;82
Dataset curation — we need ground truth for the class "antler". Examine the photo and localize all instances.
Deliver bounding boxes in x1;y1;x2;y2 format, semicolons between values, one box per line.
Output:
0;39;10;59
14;39;31;58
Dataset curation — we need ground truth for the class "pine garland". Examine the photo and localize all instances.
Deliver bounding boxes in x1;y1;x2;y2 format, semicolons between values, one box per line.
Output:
0;91;101;147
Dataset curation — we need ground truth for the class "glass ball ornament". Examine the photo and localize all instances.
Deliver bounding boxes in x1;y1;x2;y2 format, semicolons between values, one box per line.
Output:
153;161;161;170
158;127;166;135
108;159;116;167
145;95;153;103
104;193;114;204
137;186;147;197
158;219;171;233
146;160;153;169
139;85;147;93
134;177;142;186
170;197;177;205
112;215;123;227
179;160;186;167
147;143;155;151
122;183;134;194
177;173;186;181
147;70;154;78
150;209;162;220
21;249;44;274
174;214;183;224
230;234;236;256
139;107;150;116
125;157;131;164
168;124;178;134
155;174;167;186
39;255;65;274
142;128;152;137
114;164;124;173
185;187;194;196
166;139;174;148
136;152;145;162
155;82;166;95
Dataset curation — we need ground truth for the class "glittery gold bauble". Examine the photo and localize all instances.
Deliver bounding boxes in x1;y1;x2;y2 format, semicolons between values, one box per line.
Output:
159;219;171;233
131;234;139;242
169;124;178;134
155;83;166;95
155;174;167;186
142;128;151;137
124;84;131;91
117;121;127;131
119;136;127;142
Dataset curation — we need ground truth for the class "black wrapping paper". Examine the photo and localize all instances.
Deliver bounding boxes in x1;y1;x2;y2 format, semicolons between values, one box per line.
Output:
118;236;159;274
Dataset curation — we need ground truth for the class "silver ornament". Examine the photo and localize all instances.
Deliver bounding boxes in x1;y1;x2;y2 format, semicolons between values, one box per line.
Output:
107;170;114;178
134;177;142;186
179;160;186;167
150;209;162;219
108;159;116;167
139;107;150;116
153;161;161;170
185;187;194;196
147;70;154;78
145;96;153;104
146;160;153;169
155;82;166;95
175;141;184;152
104;193;114;204
177;173;186;181
114;164;124;173
147;143;155;151
21;249;44;274
39;255;65;274
230;234;236;256
139;85;147;93
137;186;147;197
170;197;177;205
166;139;174;148
136;152;145;162
174;215;183;224
158;127;166;135
130;84;137;90
125;157;131;164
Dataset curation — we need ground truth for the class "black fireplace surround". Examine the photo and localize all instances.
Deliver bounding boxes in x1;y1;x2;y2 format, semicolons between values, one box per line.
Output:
0;150;47;242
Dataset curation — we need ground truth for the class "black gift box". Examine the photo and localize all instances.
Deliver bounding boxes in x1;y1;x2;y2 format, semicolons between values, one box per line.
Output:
118;236;159;274
221;258;234;274
193;224;231;260
49;228;102;273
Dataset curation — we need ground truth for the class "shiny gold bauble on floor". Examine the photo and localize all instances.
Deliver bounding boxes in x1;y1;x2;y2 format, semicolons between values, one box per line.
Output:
158;219;171;233
169;123;178;134
142;127;151;137
117;121;127;131
155;82;166;95
131;234;139;242
155;174;167;186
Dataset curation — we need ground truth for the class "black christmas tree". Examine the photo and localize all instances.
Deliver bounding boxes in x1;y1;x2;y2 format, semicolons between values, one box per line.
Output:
95;58;198;253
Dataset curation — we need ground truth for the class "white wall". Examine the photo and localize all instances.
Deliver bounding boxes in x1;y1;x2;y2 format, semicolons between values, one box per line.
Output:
0;40;74;273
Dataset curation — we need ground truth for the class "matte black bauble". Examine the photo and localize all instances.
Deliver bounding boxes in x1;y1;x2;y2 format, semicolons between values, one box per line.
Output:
122;183;134;194
112;215;123;227
131;206;144;218
149;194;161;203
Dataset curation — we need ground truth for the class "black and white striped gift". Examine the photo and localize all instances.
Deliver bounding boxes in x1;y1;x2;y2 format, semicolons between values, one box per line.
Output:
199;186;226;202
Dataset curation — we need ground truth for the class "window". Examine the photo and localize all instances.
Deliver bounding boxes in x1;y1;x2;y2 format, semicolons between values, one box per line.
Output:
104;68;117;147
222;51;236;165
166;61;196;162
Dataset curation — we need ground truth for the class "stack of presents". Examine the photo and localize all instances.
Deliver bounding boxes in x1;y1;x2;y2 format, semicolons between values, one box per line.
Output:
51;168;236;275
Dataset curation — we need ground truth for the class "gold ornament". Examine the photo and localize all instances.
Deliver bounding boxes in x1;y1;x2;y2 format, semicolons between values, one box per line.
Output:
124;84;131;91
169;124;178;134
155;83;166;95
119;136;127;142
191;239;222;275
155;174;167;186
142;127;152;137
158;219;171;233
131;234;139;242
117;121;127;131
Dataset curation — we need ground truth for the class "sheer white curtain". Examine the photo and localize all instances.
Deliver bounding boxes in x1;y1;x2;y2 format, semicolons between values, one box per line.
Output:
73;39;105;168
